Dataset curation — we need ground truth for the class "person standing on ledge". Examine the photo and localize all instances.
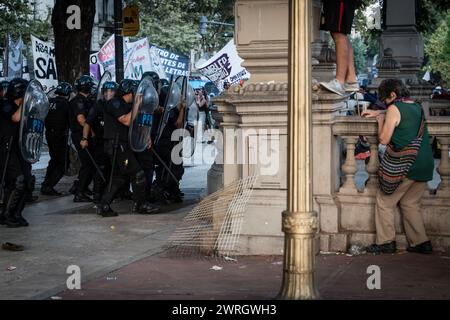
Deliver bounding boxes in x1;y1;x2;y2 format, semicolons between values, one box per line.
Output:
320;0;362;96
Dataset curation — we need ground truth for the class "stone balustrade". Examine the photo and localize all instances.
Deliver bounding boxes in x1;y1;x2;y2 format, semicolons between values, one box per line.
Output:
327;116;450;252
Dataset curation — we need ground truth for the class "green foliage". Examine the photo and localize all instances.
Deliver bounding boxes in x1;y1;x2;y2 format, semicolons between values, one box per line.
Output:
0;0;51;43
124;0;235;55
425;11;450;83
353;0;382;58
417;0;450;35
350;35;368;74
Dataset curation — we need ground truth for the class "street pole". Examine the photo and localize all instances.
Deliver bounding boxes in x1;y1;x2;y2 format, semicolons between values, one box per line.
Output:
114;0;124;82
278;0;319;300
3;34;8;79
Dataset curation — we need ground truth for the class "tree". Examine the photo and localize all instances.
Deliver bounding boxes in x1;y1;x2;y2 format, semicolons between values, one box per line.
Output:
125;0;235;56
51;0;96;84
350;35;368;75
0;0;51;42
425;11;450;83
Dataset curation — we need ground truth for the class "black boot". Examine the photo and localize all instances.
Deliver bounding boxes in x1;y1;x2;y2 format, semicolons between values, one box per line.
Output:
133;202;160;215
41;185;62;196
12;211;29;227
3;190;22;228
96;204;118;218
73;193;92;203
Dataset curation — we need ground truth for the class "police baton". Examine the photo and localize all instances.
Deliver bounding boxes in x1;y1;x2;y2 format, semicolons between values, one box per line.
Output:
63;129;70;174
0;136;14;202
84;148;107;183
108;133;119;193
151;148;179;185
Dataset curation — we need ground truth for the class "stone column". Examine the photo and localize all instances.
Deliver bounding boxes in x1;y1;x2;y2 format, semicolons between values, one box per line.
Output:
368;48;400;90
278;0;319;300
339;136;359;194
235;0;289;84
437;137;450;196
365;136;380;194
380;0;423;83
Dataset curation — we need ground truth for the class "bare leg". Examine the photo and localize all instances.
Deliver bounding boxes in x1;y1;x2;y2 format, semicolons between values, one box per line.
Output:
331;32;349;86
346;38;358;84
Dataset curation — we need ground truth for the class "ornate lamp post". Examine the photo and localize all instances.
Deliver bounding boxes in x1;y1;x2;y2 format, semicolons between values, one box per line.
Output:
278;0;319;300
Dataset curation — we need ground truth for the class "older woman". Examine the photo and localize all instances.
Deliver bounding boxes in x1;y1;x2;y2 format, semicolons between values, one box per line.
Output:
362;79;434;255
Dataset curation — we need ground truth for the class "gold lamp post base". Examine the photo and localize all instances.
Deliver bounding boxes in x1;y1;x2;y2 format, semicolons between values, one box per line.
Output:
278;211;319;300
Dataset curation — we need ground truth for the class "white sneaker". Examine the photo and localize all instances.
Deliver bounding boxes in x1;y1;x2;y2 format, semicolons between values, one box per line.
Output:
344;82;360;92
320;79;345;96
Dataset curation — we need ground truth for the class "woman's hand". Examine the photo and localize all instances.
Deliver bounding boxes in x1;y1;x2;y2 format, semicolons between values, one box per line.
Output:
361;110;381;118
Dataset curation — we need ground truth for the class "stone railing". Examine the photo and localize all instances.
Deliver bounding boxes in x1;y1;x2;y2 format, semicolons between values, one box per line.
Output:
330;116;450;251
333;116;450;195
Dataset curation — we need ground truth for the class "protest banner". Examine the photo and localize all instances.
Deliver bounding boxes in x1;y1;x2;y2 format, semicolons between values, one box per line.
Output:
90;52;104;81
98;34;116;78
196;40;250;92
124;38;152;80
149;44;190;77
97;35;190;80
7;35;24;79
31;35;58;92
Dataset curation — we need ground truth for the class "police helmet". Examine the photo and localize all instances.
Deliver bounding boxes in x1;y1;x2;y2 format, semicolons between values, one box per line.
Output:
142;71;161;89
117;79;137;97
75;75;95;94
6;78;29;100
55;82;73;97
102;81;118;92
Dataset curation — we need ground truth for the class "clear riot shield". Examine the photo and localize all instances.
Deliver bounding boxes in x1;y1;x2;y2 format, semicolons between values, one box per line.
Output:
19;80;50;163
154;78;182;146
182;83;199;158
129;76;159;153
96;71;112;102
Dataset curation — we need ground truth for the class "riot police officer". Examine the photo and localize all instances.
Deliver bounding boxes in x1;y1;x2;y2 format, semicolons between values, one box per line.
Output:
69;75;96;202
0;80;8;206
136;72;161;202
97;79;159;217
41;82;72;196
80;81;118;203
0;78;32;228
153;84;186;204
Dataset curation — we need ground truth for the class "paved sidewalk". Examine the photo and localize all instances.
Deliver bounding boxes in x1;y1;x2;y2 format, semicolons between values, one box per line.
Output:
58;252;450;300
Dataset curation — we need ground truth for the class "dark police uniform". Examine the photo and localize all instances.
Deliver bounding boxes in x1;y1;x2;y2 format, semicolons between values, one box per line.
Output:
154;107;184;203
99;96;147;214
0;100;33;227
69;93;95;198
86;99;110;201
42;95;70;191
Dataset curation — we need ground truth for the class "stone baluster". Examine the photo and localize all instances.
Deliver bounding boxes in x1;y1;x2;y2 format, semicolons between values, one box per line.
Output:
340;136;359;193
365;136;380;193
437;137;450;195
